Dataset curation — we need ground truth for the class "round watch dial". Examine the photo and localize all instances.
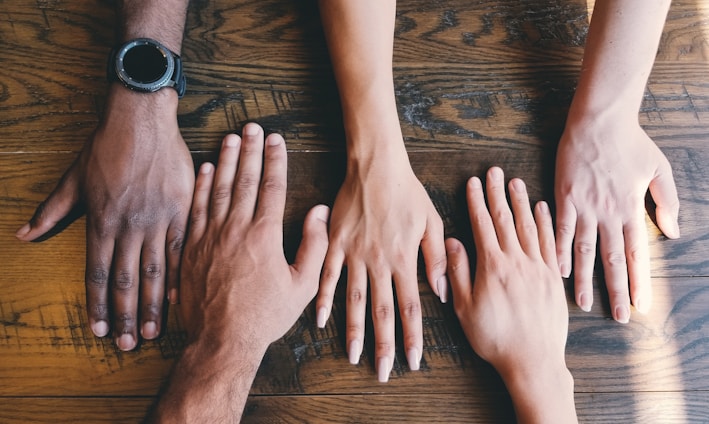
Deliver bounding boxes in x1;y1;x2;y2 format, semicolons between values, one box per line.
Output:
115;38;175;92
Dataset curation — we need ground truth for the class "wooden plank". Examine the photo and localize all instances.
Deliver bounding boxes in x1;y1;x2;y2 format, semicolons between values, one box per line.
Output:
1;392;707;423
0;1;707;152
1;152;708;398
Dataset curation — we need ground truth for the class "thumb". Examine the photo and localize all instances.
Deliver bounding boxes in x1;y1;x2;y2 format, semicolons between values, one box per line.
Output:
16;164;81;242
649;158;680;239
291;205;331;300
445;237;473;311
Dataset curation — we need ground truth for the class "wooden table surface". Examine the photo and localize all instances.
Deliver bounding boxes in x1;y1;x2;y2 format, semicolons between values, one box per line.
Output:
1;0;708;422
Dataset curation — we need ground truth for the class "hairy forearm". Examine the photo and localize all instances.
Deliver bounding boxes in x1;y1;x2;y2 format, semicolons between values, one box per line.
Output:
570;0;671;120
117;0;189;53
147;339;266;423
318;0;404;157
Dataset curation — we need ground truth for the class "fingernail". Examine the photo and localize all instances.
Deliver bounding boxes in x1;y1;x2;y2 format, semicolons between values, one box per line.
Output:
468;176;482;189
670;221;681;239
266;133;283;146
560;263;570;279
224;133;240;147
314;205;330;223
141;321;158;339
437;276;448;303
200;162;214;174
243;123;260;136
407;348;420;371
91;320;109;337
511;178;525;192
116;333;136;351
15;223;30;238
578;292;592;312
377;357;391;383
316;306;328;328
168;289;178;305
348;340;361;365
614;305;630;324
538;201;549;215
634;297;649;314
489;167;503;181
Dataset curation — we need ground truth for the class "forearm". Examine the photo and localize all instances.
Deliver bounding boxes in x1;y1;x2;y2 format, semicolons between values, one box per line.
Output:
318;0;404;159
148;339;267;423
502;362;577;424
117;0;189;53
570;0;671;120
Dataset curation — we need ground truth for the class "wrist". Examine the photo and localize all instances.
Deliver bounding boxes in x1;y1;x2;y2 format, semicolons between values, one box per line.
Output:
106;82;179;115
500;361;576;423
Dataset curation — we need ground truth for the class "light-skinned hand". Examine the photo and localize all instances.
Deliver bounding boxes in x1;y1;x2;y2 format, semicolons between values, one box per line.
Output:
316;149;447;382
447;167;576;423
555;117;680;323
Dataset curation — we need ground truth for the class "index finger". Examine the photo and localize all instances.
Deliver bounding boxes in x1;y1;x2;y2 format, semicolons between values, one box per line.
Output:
466;176;500;255
254;133;287;222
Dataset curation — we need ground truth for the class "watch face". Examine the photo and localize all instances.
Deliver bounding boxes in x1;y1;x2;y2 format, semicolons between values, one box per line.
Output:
123;44;167;83
115;38;175;92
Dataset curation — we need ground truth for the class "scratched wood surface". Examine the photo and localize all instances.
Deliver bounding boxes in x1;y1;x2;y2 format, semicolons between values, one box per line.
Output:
1;0;708;423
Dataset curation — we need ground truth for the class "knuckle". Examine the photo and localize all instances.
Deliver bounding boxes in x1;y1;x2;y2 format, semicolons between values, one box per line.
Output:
142;263;162;281
606;251;627;266
557;223;575;237
259;176;286;196
627;245;643;263
90;303;109;319
211;184;232;205
347;288;365;305
115;313;136;331
322;267;341;284
400;300;421;321
114;271;135;291
236;174;260;192
87;267;109;289
190;206;208;223
374;304;394;321
142;303;161;319
168;230;185;254
575;241;595;255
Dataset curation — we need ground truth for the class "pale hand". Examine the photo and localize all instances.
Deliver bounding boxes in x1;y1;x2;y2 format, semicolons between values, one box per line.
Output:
555;117;680;322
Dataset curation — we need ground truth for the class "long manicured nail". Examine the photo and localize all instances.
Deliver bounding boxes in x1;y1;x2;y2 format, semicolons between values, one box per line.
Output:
316;306;328;328
614;305;630;324
578;292;592;312
377;357;391;383
116;334;136;351
634;296;649;314
348;340;361;365
407;348;420;371
15;223;30;238
437;276;448;303
141;321;158;340
91;320;109;337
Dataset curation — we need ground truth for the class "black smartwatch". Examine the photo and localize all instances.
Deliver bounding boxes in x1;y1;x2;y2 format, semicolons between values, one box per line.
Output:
107;38;186;98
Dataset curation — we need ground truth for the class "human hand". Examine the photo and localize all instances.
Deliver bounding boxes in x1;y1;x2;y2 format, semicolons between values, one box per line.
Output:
179;123;330;352
447;167;576;423
315;150;447;382
555;117;680;322
15;86;194;350
149;124;329;423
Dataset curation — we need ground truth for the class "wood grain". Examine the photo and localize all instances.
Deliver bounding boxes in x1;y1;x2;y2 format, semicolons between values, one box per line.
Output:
2;0;709;422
